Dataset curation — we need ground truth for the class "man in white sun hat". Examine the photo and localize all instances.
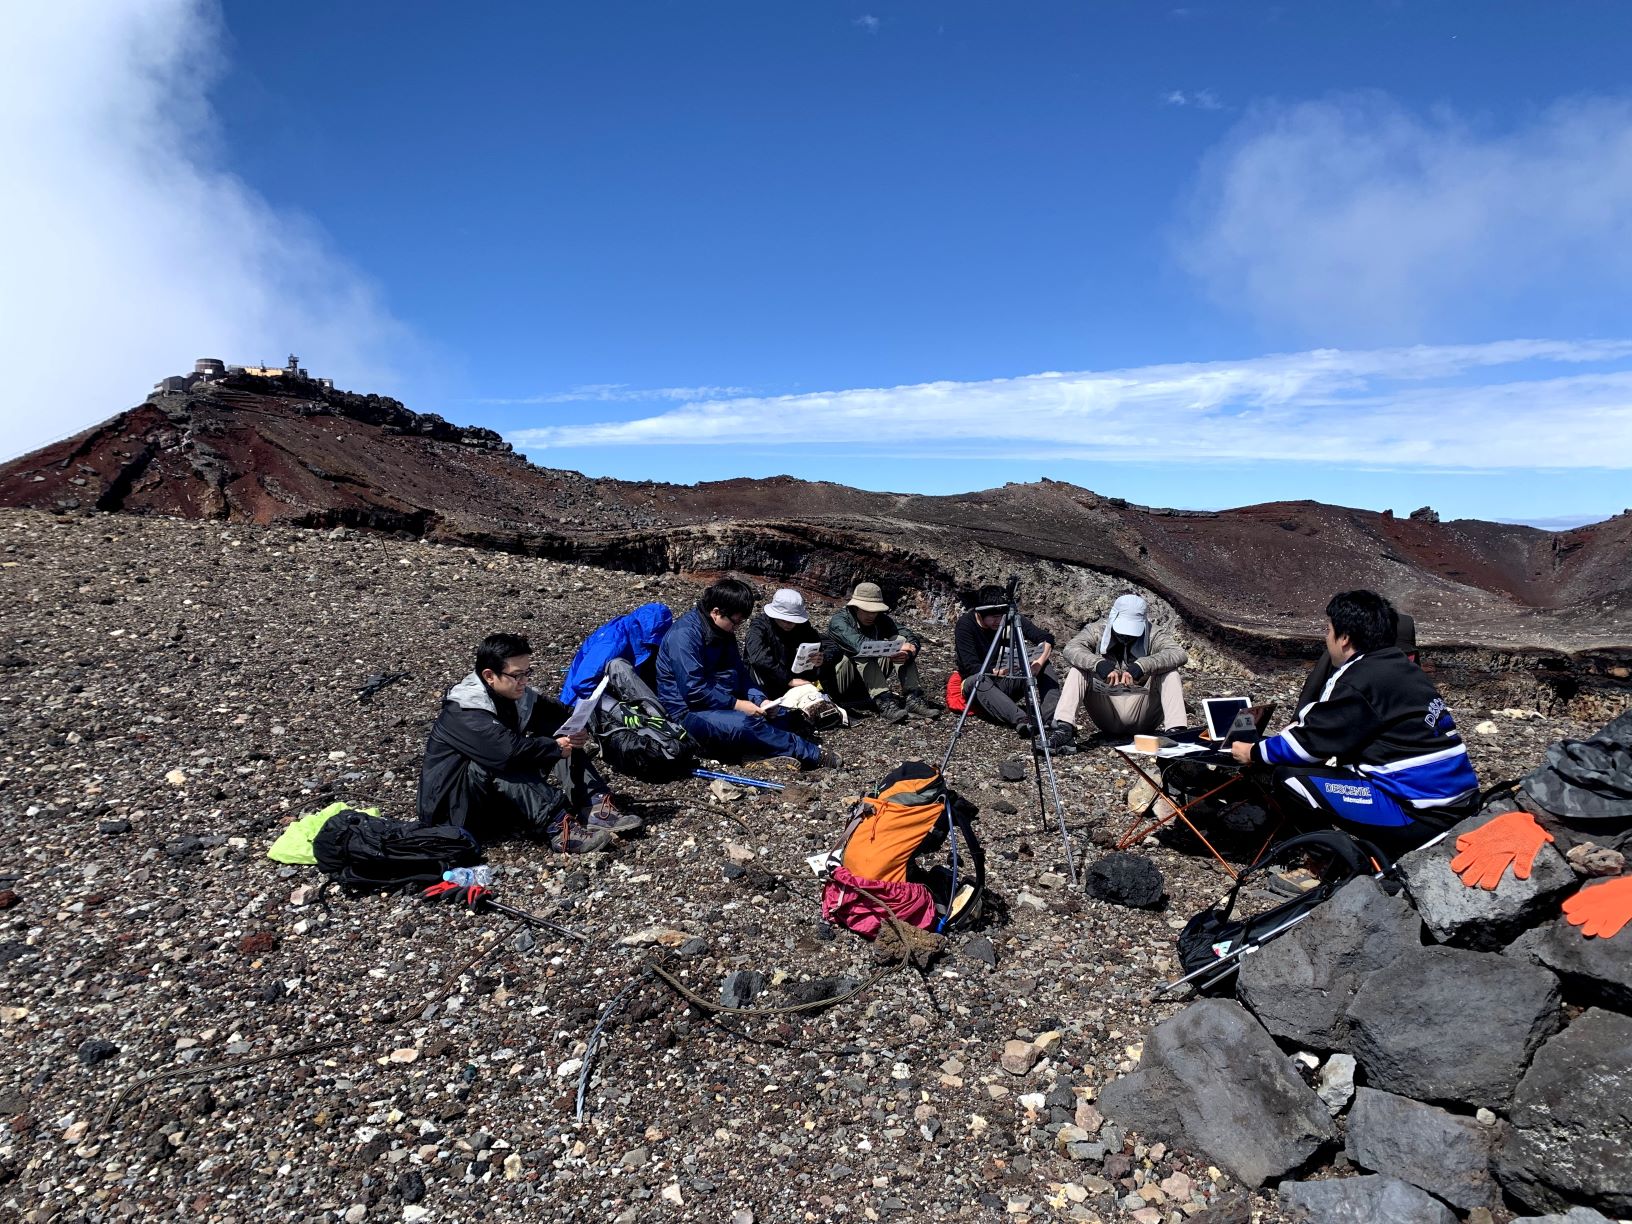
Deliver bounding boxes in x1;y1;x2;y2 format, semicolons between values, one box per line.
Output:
1055;592;1189;747
743;587;828;700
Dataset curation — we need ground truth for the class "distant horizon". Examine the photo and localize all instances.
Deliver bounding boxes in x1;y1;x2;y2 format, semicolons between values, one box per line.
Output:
2;369;1621;536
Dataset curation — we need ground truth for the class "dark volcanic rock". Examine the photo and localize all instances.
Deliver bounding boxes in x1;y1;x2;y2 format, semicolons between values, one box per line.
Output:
719;970;767;1009
1346;946;1561;1108
1099;998;1335;1186
1081;852;1165;909
76;1038;119;1067
1279;1174;1456;1224
1495;1007;1632;1217
1345;1087;1499;1210
1504;914;1632;1011
1236;876;1420;1050
1395;813;1577;950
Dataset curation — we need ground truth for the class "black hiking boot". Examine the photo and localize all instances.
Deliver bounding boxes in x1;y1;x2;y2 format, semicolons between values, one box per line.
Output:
872;693;909;725
903;690;943;720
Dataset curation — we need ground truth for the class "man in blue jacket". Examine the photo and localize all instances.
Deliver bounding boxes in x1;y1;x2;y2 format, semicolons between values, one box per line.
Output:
1232;589;1480;857
558;602;672;715
657;578;842;771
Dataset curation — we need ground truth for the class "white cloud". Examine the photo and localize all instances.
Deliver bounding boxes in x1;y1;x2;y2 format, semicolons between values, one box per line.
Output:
0;1;407;461
479;384;753;406
1165;89;1222;111
1181;93;1632;341
854;14;880;32
510;339;1632;470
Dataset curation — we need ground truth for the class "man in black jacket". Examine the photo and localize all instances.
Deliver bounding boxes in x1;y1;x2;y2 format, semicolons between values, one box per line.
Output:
1232;591;1478;857
743;588;828;700
954;584;1061;739
418;633;644;852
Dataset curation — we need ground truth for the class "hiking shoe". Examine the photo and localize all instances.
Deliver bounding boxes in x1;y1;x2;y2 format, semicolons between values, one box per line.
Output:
547;816;614;855
585;794;644;836
872;694;909;725
801;747;844;772
1038;720;1078;755
903;690;943;720
1015;719;1036;741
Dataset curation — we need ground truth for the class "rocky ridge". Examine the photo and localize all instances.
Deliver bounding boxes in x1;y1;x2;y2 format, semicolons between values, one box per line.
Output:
2;382;1630;680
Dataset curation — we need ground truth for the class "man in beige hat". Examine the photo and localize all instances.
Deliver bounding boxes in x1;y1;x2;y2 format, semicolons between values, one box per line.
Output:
825;581;941;722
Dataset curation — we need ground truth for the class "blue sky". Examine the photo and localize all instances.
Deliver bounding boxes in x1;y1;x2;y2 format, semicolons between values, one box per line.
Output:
4;2;1632;524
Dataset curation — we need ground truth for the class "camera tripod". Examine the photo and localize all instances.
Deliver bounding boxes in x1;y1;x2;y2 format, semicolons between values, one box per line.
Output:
938;576;1077;885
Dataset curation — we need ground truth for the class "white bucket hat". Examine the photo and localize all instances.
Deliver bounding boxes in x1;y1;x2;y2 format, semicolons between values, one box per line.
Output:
764;588;810;623
1108;593;1149;636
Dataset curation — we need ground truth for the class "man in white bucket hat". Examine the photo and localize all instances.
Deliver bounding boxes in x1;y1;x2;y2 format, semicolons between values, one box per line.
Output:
1056;592;1189;745
744;588;828;700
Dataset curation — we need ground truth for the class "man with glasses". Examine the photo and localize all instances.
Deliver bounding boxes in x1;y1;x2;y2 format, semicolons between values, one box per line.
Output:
657;578;842;771
418;632;643;853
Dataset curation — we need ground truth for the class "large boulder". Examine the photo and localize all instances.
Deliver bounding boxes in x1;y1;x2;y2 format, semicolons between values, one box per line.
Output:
1346;946;1561;1108
1495;1007;1632;1217
1099;998;1335;1187
1344;1087;1499;1210
1395;813;1576;950
1511;1210;1618;1224
1278;1174;1455;1223
1236;877;1420;1050
1504;915;1632;1011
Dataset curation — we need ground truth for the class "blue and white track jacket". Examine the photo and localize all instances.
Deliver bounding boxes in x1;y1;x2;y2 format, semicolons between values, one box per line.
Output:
1251;646;1480;810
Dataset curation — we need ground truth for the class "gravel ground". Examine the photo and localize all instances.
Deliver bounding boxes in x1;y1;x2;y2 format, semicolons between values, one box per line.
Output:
0;508;1607;1224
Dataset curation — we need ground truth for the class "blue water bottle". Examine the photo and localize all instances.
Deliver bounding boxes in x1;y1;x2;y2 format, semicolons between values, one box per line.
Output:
443;866;493;888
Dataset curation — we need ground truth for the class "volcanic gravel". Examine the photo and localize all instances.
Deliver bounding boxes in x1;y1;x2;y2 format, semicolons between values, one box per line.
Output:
0;508;1609;1223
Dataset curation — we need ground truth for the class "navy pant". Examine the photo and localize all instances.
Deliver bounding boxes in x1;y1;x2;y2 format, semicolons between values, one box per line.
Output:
681;708;820;765
1272;764;1459;859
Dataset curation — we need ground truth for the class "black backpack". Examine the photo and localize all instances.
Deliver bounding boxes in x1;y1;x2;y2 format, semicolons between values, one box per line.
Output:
312;808;482;894
595;702;697;782
1175;830;1388;994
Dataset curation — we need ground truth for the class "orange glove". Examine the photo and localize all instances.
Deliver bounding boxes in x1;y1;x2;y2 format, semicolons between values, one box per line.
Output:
1562;876;1632;939
1449;810;1555;890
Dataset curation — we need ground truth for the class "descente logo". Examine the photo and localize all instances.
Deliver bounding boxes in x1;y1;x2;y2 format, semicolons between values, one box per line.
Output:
1425;697;1447;727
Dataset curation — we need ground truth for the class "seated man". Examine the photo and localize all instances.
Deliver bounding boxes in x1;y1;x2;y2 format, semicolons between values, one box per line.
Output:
418;632;644;853
558;601;672;716
657;577;841;771
826;582;940;722
953;584;1061;741
1231;590;1479;858
1296;607;1416;712
1056;593;1189;750
743;588;828;700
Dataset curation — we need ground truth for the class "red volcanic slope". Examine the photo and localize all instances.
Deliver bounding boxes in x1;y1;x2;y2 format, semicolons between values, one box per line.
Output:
2;378;1628;656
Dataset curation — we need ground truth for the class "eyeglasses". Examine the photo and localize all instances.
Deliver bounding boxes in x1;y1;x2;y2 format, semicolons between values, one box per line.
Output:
501;667;534;680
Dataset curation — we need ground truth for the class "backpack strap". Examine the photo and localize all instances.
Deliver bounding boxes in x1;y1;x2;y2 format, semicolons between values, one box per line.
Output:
823;798;872;877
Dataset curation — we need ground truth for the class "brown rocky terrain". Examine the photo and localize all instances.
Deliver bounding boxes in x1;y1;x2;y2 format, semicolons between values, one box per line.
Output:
0;507;1626;1222
2;378;1629;690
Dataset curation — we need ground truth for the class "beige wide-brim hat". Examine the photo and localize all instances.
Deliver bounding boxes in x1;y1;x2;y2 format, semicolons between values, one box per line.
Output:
846;582;890;613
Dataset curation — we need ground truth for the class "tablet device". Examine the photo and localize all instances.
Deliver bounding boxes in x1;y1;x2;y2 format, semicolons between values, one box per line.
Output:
1202;696;1250;741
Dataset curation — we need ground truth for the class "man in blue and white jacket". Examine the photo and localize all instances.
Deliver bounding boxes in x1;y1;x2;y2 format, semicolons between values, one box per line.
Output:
1232;589;1480;856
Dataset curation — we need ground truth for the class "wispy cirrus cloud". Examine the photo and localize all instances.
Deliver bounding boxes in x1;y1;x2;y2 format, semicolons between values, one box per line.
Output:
1181;93;1632;342
1165;88;1223;110
853;14;880;33
479;383;752;406
509;339;1632;470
